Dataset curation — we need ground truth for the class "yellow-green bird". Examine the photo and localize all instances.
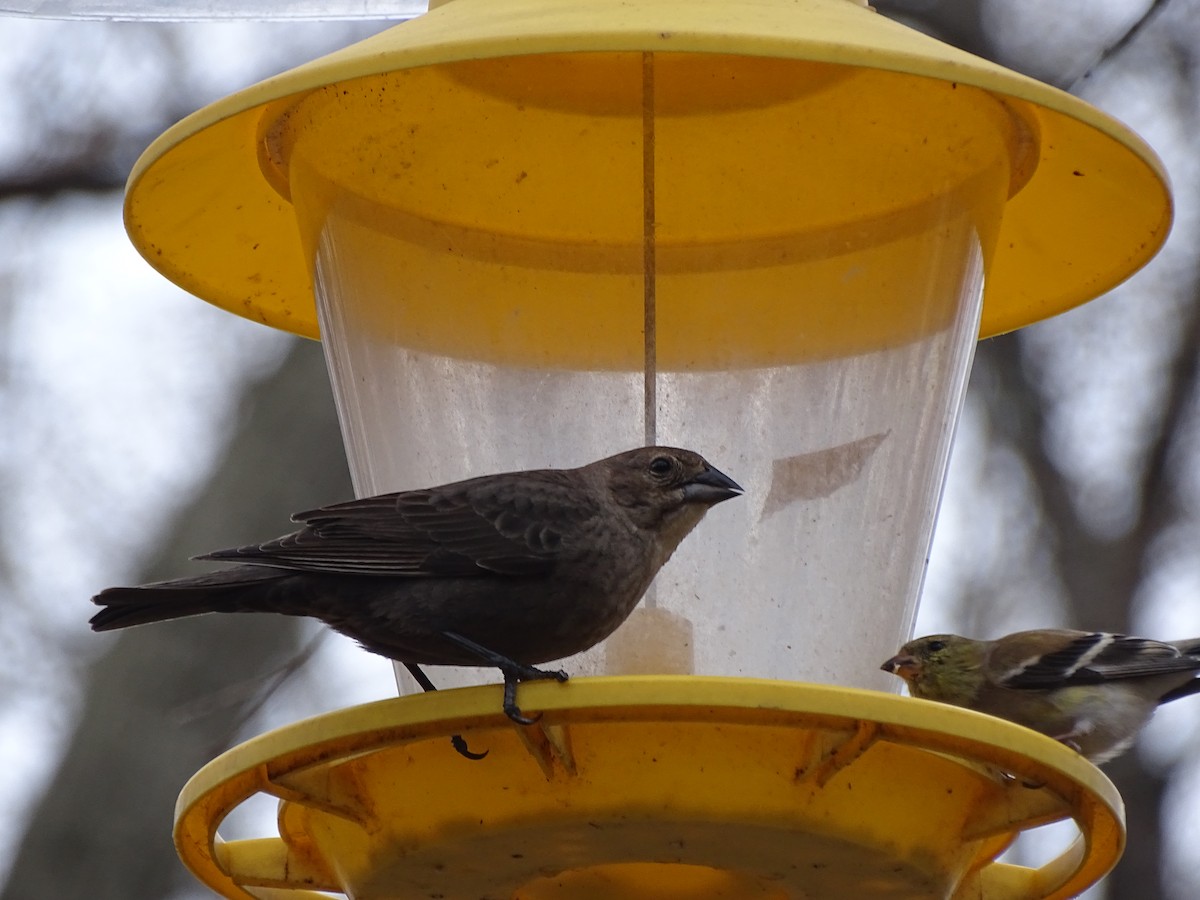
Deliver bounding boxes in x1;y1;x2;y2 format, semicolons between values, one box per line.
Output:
881;629;1200;764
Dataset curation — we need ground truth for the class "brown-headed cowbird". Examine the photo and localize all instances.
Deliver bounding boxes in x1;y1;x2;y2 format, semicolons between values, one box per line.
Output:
92;446;741;727
882;630;1200;764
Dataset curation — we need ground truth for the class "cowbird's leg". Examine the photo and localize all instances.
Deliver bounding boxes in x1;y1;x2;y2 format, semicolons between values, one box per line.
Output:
404;663;488;761
404;662;437;692
440;632;569;683
441;631;569;725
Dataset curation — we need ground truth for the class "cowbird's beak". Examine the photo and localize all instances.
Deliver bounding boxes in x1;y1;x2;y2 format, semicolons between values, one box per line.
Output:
682;466;743;505
881;654;920;677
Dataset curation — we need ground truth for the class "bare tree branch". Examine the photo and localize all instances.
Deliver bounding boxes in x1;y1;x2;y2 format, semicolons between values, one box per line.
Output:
1070;0;1175;91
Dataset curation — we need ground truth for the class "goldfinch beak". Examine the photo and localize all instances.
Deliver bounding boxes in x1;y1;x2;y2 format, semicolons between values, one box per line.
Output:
881;654;921;679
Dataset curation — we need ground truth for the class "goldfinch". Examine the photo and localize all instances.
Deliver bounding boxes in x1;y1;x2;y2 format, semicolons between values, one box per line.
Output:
881;630;1200;764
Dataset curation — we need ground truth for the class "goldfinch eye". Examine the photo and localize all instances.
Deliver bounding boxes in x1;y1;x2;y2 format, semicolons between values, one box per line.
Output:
926;640;947;653
649;456;673;477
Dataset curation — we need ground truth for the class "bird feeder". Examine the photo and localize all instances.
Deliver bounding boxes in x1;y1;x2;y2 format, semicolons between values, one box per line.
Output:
122;0;1170;896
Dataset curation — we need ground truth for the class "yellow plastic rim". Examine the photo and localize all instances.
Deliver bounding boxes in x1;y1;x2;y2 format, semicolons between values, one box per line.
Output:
174;677;1124;899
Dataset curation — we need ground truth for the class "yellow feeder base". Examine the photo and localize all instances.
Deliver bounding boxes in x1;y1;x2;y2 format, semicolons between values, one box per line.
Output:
175;677;1123;900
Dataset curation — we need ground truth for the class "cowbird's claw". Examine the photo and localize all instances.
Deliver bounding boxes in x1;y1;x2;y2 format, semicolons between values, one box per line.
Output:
441;631;571;725
503;673;542;725
404;662;438;693
404;663;488;761
451;735;489;760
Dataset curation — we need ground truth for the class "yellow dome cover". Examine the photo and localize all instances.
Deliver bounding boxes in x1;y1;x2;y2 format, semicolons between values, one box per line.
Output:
125;0;1171;340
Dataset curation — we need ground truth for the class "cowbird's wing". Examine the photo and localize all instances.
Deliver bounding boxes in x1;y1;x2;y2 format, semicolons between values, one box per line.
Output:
200;470;600;577
994;631;1200;690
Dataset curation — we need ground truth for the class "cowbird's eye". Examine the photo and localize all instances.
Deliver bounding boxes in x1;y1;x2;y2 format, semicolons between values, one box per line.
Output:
648;456;674;478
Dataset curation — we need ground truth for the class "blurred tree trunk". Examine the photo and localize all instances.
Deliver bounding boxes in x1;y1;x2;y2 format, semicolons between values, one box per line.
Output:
0;338;350;900
874;0;994;57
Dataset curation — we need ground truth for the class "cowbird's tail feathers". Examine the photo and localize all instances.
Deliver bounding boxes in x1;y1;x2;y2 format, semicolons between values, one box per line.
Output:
89;566;288;631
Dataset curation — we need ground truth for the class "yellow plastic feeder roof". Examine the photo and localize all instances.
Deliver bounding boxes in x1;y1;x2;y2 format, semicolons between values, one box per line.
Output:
124;0;1171;342
176;678;1123;900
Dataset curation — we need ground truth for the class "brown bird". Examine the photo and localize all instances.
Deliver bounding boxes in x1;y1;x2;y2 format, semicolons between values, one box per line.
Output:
882;630;1200;764
92;446;741;730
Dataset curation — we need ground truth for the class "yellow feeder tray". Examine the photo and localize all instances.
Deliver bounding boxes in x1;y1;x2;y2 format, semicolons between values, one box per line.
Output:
176;678;1123;900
